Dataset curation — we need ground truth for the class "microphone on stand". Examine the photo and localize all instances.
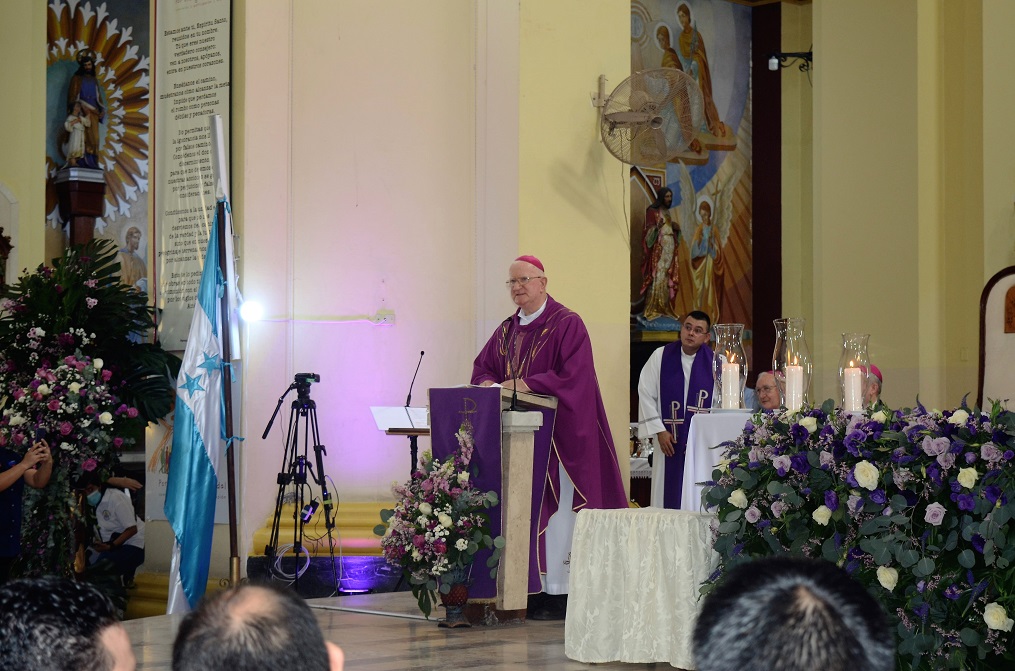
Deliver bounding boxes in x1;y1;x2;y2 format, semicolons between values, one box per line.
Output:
507;317;520;411
405;350;425;426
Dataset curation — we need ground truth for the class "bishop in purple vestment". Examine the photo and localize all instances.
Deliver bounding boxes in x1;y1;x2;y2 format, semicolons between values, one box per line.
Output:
472;257;628;587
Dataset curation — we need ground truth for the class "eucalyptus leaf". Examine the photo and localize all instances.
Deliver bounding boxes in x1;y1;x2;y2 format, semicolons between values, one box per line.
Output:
914;557;935;577
957;549;976;569
725;509;743;522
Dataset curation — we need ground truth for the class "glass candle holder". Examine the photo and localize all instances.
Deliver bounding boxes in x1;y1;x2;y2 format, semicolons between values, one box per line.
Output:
712;323;748;409
772;317;812;412
838;332;870;412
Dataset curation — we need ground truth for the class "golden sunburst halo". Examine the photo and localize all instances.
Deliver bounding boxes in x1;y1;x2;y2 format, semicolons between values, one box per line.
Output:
46;0;149;233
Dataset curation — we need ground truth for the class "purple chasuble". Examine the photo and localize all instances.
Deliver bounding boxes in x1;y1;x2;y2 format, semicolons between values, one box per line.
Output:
471;295;628;576
658;341;714;509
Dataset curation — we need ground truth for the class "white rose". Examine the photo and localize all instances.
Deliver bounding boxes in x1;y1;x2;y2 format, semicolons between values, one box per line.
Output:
411;549;421;561
438;513;453;529
948;409;969;425
728;489;748;509
36;384;51;396
957;467;979;489
457;472;470;485
984;603;1014;631
418;502;432;516
98;411;114;425
854;460;880;491
93;358;104;370
7;414;26;426
799;416;818;434
877;566;899;592
872;410;888;423
68;382;82;394
811;505;832;526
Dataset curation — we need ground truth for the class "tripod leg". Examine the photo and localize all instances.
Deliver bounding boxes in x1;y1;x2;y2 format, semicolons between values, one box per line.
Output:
307;403;341;594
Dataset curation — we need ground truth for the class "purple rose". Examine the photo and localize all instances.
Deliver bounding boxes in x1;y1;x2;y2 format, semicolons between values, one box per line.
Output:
922;436;950;457
936;452;956;469
772;455;792;477
819;451;834;468
745;506;761;523
965;452;978;464
924;502;946;526
869;489;887;505
825;491;839;511
771;501;787;518
981;443;1003;463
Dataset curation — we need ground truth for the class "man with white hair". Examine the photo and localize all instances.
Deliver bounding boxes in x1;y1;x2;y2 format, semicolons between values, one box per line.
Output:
472;255;628;620
754;370;781;411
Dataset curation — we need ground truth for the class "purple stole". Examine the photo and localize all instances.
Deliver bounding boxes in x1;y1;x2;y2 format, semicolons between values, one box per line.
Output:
659;342;714;508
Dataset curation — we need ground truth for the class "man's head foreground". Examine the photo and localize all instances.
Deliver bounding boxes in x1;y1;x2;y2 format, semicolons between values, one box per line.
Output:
693;556;894;671
172;583;344;671
0;576;135;671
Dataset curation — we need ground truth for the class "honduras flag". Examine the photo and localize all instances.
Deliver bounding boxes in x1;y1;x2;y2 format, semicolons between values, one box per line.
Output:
165;213;226;613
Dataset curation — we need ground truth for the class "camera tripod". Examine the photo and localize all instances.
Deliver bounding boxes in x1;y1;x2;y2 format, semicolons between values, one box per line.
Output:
262;373;338;593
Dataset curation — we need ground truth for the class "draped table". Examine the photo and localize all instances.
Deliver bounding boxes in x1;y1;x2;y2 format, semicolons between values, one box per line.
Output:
681;410;752;511
564;508;719;669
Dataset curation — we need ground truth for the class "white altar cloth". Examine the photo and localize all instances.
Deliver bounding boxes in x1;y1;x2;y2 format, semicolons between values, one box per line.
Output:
564;507;719;669
682;411;752;511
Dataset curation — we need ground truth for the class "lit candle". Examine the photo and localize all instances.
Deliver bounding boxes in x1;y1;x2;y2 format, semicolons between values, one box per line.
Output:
721;362;740;409
785;365;803;412
843;367;863;411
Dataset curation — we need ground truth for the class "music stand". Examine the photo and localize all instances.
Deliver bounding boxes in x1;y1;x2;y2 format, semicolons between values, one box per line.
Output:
370;406;430;476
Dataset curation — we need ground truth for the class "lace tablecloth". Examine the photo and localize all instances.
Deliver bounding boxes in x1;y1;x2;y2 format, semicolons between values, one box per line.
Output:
564;507;719;669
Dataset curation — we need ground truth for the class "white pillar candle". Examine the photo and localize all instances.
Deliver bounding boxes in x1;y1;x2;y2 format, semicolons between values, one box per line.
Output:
785;365;803;412
843;367;863;412
721;362;740;409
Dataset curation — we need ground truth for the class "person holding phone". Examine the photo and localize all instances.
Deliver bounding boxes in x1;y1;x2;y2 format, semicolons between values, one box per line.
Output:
0;438;53;583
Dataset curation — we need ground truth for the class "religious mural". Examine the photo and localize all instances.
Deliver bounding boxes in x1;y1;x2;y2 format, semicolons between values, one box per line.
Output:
630;0;752;338
45;0;151;292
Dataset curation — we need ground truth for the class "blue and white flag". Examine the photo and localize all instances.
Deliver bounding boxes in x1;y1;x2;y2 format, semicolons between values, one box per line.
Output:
165;213;226;614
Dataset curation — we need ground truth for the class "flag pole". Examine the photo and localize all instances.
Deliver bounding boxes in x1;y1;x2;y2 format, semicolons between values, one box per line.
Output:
209;114;240;586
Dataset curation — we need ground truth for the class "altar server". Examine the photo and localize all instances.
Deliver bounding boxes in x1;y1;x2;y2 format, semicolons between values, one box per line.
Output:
637;310;715;509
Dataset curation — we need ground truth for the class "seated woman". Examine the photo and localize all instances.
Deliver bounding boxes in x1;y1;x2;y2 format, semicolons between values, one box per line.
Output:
78;471;145;585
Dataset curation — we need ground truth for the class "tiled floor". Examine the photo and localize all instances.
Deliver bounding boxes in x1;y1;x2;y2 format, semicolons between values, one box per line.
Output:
122;591;671;670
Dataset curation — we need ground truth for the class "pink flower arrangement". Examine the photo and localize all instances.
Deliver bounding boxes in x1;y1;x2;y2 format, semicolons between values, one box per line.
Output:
375;420;504;617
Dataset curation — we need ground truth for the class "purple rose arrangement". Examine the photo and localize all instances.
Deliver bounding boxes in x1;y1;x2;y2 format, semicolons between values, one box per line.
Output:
375;419;505;617
704;399;1015;670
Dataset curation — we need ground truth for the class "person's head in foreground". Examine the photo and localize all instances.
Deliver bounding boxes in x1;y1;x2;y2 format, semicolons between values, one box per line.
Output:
0;576;135;671
693;556;895;671
172;582;344;671
755;370;781;410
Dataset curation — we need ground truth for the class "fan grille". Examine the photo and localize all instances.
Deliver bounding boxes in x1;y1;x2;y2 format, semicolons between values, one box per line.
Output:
600;68;704;166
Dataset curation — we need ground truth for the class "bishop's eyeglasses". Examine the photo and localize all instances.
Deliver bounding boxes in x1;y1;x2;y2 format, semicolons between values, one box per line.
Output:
506;276;544;287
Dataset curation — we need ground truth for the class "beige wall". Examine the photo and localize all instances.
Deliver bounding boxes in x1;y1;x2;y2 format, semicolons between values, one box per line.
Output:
517;0;632;476
0;2;47;271
784;0;989;410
